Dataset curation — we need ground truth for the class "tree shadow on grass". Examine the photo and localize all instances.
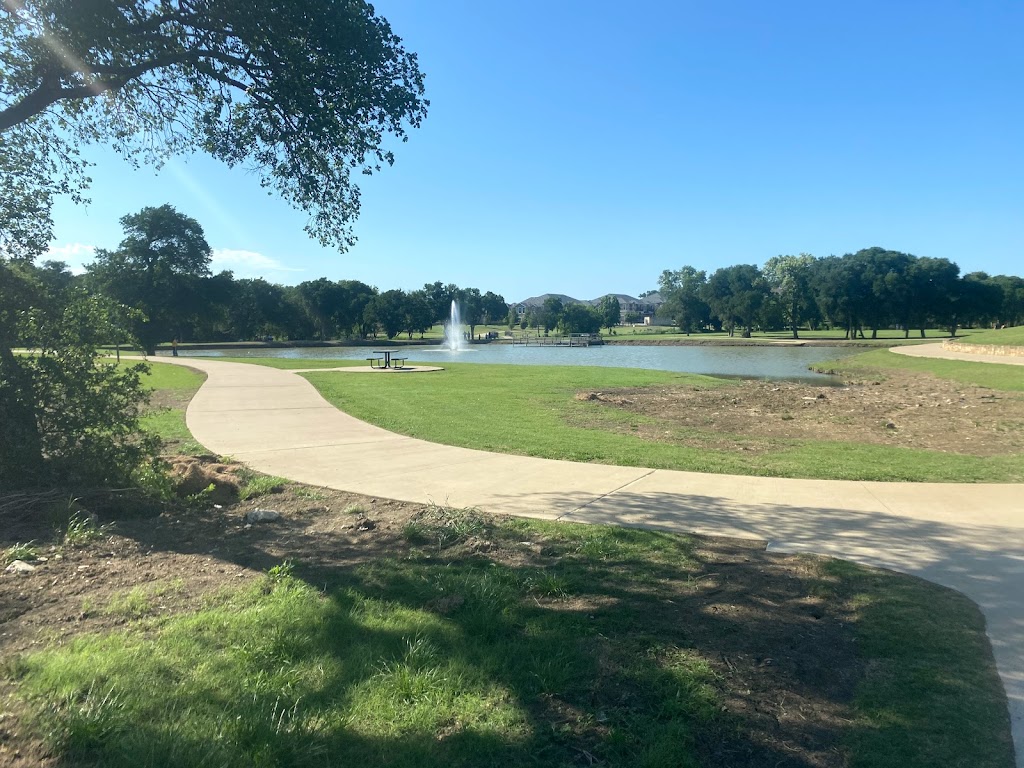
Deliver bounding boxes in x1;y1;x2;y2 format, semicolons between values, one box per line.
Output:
14;491;1017;768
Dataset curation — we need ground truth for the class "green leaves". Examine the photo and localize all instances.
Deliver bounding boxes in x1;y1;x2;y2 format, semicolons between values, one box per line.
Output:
1;0;428;252
0;259;157;489
86;204;212;354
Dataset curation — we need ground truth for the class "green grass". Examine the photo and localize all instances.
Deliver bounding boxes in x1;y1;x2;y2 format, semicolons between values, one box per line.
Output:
4;541;40;564
238;470;289;500
605;327;978;345
818;348;1024;392
299;361;1022;482
138;361;207;391
63;513;111;547
955;325;1024;347
6;516;1011;768
103;581;186;621
815;559;1012;768
137;362;207;454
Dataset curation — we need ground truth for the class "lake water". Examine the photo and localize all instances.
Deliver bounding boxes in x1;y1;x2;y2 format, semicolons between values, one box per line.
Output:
176;343;859;381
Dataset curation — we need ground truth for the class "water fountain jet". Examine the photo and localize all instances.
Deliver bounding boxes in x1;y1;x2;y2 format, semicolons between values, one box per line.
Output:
442;299;465;352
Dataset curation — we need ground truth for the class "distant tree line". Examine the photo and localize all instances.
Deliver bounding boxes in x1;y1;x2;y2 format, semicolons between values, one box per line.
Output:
513;295;622;335
19;205;510;354
657;248;1024;339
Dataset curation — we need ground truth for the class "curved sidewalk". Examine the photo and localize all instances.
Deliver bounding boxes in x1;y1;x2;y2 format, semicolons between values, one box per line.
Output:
161;355;1023;764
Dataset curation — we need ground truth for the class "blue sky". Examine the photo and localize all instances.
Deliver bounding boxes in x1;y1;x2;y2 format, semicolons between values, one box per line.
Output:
46;0;1023;302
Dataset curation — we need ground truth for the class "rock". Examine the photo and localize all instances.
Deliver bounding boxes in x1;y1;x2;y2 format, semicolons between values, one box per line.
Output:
244;509;282;523
5;560;36;574
885;420;897;430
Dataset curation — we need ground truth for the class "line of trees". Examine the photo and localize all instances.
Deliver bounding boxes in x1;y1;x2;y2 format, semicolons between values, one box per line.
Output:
39;205;510;354
513;295;621;335
658;248;1024;339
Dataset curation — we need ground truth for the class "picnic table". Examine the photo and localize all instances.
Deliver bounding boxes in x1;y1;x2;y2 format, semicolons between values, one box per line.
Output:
369;351;407;369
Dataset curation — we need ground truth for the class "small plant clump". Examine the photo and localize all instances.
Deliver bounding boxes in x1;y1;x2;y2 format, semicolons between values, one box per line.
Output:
239;471;288;500
4;541;39;564
266;560;295;583
403;503;490;548
62;513;110;548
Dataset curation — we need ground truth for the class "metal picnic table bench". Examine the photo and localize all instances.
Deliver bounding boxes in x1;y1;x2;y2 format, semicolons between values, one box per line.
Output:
369;351;408;369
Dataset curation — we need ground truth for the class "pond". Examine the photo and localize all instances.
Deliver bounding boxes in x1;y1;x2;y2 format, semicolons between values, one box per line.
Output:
175;343;859;381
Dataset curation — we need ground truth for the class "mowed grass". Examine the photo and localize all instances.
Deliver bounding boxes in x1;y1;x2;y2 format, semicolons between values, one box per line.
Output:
608;327;977;345
812;558;1013;768
299;361;1023;482
7;515;1012;768
306;362;727;466
818;348;1024;392
137;362;207;453
957;325;1024;347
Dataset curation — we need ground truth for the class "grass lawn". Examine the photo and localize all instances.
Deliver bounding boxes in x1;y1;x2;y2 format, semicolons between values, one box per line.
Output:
817;348;1024;392
956;325;1024;347
295;361;1023;482
606;327;982;345
5;508;1012;768
137;361;208;454
7;351;1010;766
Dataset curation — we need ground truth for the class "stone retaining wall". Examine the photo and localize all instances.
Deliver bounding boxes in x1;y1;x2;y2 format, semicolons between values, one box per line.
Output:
942;340;1024;357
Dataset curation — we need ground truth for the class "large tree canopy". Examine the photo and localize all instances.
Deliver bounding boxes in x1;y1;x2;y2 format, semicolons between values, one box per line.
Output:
87;204;212;354
0;0;428;253
658;266;709;335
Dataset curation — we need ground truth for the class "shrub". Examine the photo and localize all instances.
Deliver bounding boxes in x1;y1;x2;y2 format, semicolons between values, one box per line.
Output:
0;259;156;489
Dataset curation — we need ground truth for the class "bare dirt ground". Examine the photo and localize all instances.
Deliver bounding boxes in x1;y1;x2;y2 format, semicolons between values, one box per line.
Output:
2;473;878;768
576;368;1024;455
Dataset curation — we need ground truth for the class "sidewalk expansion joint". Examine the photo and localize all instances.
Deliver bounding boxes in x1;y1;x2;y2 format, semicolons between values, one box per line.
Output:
556;469;656;520
228;437;407;454
191;404;336;413
856;482;898;517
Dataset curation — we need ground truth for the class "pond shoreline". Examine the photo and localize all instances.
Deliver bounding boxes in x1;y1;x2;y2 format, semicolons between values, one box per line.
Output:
133;337;923;353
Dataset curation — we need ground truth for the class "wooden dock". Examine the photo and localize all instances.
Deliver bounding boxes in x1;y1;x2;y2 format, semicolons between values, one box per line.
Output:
509;333;603;347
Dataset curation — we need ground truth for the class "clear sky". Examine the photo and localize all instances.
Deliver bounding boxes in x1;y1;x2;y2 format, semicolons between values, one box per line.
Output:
46;0;1023;302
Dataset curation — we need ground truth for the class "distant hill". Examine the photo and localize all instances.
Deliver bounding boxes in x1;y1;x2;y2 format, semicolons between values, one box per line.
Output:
514;292;663;308
514;293;584;308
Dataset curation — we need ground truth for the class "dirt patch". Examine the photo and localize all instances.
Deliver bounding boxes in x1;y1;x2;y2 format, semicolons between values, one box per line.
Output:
145;388;194;413
0;481;922;767
576;369;1024;455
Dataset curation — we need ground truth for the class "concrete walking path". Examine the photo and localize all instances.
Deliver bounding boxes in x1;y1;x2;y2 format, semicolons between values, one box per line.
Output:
159;354;1023;763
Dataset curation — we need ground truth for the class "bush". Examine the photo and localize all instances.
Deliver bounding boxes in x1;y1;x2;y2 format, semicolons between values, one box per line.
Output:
0;259;157;489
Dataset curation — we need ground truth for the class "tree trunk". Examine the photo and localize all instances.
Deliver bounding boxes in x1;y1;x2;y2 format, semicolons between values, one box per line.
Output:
0;343;45;488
